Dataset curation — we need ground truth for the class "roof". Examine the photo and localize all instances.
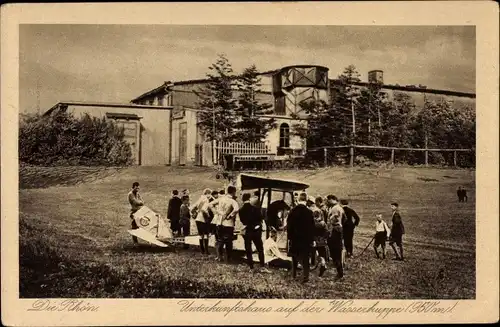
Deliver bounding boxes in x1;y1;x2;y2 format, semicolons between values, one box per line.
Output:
43;101;174;116
130;82;171;103
279;64;329;72
329;79;476;99
237;173;310;192
129;64;476;103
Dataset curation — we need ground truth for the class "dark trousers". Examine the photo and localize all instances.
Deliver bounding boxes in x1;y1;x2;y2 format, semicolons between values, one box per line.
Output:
179;221;190;249
179;221;190;237
328;231;344;277
170;218;180;234
311;245;328;266
343;227;355;255
389;234;404;259
291;247;311;281
269;258;292;270
244;230;265;269
216;226;234;261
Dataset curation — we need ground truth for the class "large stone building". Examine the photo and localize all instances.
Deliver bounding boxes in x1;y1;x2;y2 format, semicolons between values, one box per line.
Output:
45;64;475;166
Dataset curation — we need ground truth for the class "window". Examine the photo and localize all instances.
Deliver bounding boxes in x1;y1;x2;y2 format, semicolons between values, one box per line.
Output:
158;96;164;106
275;96;285;115
279;123;290;148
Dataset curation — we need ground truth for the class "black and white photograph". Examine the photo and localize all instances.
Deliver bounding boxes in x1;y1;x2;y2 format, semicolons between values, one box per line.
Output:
2;2;498;326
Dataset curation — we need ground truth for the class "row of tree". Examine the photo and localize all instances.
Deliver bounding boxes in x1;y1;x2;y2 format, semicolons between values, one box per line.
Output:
195;55;475;157
293;64;475;155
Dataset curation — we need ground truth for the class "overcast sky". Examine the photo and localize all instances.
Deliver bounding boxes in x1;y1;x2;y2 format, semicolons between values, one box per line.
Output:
19;25;475;113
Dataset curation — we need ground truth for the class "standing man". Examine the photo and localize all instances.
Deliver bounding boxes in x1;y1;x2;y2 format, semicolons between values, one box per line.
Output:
315;197;328;223
287;192;315;284
462;187;468;202
239;193;268;272
388;202;405;261
326;195;345;280
191;189;213;254
340;199;360;258
128;182;144;244
457;186;463;202
209;186;239;262
167;190;182;237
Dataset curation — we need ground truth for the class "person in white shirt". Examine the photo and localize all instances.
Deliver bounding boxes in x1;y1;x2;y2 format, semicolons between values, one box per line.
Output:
191;188;213;255
209;186;239;262
261;227;292;270
373;214;390;259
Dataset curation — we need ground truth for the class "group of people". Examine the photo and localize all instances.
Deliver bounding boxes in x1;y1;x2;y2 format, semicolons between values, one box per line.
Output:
128;182;406;284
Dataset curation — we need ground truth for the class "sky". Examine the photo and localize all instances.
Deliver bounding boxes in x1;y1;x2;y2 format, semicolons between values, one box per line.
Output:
19;25;475;114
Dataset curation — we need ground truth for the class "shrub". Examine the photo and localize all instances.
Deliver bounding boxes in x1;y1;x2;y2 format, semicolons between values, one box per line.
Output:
19;112;132;166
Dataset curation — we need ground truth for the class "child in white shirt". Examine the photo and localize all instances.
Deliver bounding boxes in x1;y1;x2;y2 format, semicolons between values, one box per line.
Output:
374;214;390;259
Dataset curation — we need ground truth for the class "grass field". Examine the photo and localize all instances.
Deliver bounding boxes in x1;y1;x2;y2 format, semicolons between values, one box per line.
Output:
19;165;475;299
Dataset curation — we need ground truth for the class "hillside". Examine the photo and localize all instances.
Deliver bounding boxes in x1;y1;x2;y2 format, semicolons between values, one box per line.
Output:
19;165;475;299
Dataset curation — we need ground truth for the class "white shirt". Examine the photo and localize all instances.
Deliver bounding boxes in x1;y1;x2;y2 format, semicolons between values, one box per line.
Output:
375;220;390;236
191;195;211;223
209;194;239;227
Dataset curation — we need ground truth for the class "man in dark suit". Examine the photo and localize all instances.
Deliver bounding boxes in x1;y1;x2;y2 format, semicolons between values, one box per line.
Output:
389;202;405;261
287;192;315;283
340;199;360;258
239;192;268;272
167;190;182;236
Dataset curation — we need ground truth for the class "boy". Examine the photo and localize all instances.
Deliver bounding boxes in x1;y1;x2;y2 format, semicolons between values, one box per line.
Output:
167;190;182;236
373;214;390;259
389;202;405;261
128;182;144;244
179;195;191;249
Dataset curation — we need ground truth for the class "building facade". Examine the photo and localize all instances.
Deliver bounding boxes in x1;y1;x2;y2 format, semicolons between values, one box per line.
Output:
45;65;475;166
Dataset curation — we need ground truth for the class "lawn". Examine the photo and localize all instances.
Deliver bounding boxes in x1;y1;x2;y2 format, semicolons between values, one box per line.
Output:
19;165;475;299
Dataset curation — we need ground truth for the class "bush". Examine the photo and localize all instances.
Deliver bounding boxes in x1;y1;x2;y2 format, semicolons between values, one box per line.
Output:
19;112;132;166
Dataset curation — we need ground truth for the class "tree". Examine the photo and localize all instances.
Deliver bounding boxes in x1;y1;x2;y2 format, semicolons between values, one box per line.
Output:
356;83;390;146
231;65;276;142
194;54;239;141
382;92;417;148
330;65;362;145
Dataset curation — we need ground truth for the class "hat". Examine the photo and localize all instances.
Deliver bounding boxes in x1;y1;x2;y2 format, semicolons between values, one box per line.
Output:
307;196;316;203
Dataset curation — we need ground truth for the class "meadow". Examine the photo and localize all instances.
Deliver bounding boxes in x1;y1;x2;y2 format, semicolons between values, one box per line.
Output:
19;165;475;299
